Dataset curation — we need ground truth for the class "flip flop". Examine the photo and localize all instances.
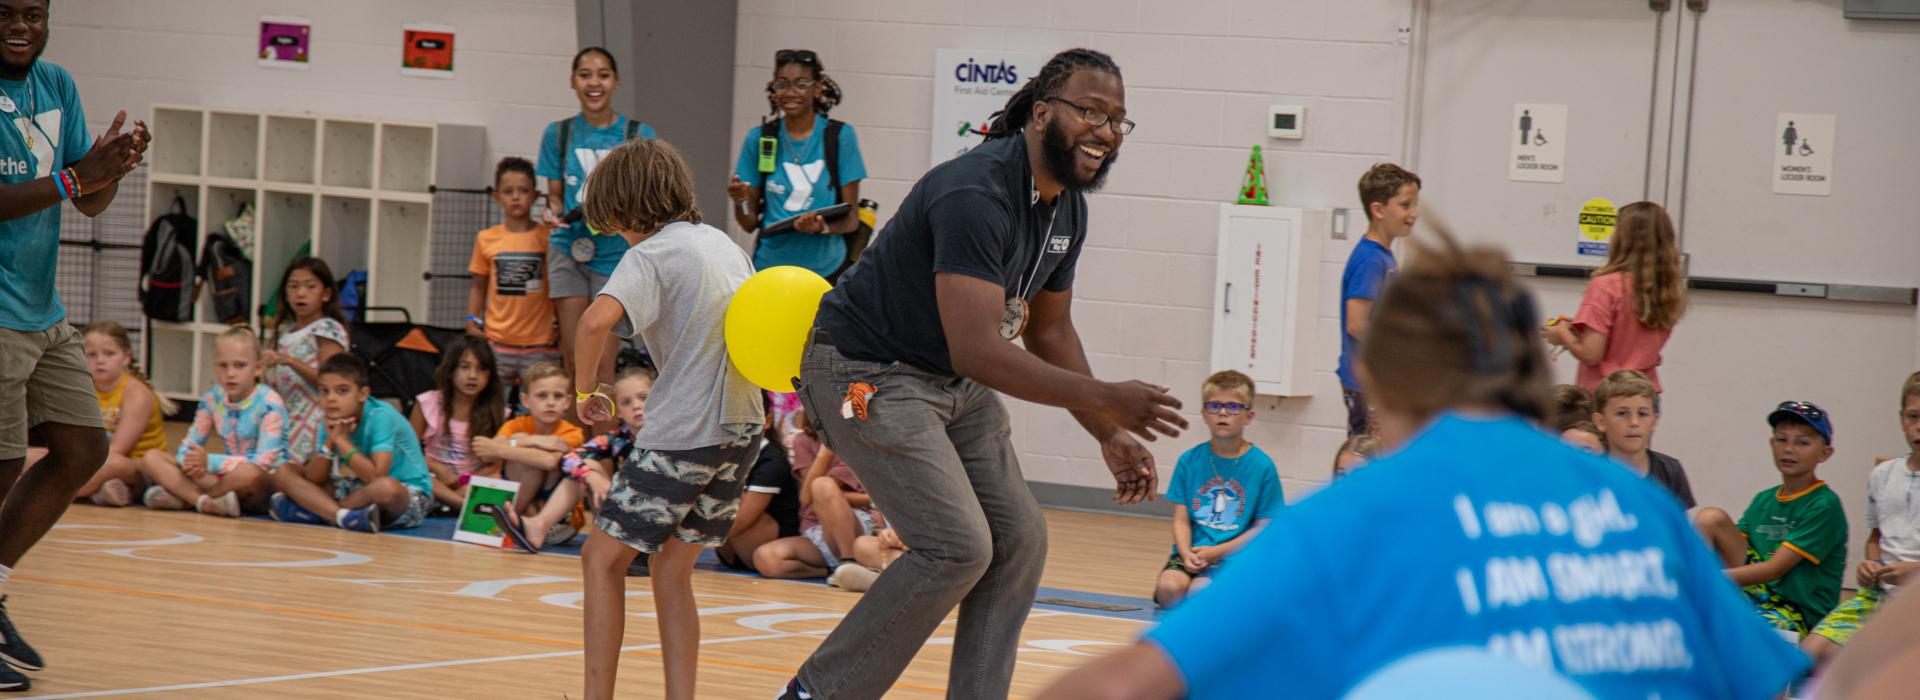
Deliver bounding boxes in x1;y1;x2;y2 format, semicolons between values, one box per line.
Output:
477;503;538;553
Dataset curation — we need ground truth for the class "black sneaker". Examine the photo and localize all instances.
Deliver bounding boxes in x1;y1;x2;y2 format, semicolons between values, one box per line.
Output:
0;598;39;672
773;677;811;700
0;663;26;692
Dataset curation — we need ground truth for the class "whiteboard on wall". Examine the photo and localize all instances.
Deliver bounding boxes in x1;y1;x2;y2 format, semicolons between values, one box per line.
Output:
1678;2;1920;287
1415;1;1663;268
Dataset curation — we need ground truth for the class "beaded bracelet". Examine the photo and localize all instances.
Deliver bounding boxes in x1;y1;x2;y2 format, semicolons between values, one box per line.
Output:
64;168;82;198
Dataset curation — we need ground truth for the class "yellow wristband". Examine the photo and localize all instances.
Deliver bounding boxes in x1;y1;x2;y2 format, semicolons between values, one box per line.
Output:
577;388;609;403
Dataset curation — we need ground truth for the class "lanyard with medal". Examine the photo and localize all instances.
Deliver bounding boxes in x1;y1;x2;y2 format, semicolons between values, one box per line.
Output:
998;182;1059;341
0;78;53;157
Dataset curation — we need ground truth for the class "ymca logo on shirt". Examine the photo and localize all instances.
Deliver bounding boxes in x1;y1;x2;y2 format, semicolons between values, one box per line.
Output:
569;146;612;206
5;108;61;179
1190;477;1248;531
780;160;825;211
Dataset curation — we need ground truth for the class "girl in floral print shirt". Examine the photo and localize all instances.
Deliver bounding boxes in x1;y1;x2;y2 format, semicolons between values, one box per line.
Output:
262;256;349;466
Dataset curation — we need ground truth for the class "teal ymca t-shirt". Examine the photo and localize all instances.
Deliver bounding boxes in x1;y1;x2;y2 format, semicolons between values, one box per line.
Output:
1166;442;1283;551
536;113;656;276
316;397;433;496
0;61;91;331
1147;414;1807;700
733;115;867;279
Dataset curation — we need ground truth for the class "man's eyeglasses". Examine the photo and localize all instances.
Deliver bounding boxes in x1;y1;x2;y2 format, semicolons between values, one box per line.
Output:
771;78;818;93
1202;402;1249;416
1042;97;1136;135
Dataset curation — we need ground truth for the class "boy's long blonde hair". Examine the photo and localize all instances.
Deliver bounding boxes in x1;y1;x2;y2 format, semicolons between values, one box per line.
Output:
1595;201;1687;331
582;139;702;236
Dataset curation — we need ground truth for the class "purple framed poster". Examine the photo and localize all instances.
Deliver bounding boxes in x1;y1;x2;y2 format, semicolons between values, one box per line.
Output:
259;15;311;70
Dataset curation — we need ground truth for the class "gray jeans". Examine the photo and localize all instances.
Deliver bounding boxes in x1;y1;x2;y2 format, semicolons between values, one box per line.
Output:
794;336;1047;700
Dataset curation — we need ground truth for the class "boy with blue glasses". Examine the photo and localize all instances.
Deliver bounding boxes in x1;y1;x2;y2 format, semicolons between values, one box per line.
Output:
1153;370;1283;608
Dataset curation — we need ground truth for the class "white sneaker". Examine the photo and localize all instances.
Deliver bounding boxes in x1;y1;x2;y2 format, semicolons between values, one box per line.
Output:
90;478;132;507
827;563;880;592
142;486;188;510
195;492;241;518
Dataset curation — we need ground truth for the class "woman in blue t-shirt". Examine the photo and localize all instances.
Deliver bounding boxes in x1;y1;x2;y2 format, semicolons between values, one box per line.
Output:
725;49;867;283
1036;233;1809;700
537;47;655;383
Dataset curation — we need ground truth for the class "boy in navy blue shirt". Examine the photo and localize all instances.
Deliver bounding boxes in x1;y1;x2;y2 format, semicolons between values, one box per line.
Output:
1154;370;1282;608
1338;163;1420;436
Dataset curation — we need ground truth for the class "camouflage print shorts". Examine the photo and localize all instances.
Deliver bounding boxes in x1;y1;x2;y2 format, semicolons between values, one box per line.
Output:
594;424;763;554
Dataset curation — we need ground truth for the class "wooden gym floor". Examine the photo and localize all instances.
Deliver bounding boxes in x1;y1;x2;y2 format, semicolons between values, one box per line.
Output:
12;498;1168;698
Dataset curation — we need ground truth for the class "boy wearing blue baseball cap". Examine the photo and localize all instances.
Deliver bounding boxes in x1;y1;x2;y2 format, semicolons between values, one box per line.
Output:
1695;400;1849;636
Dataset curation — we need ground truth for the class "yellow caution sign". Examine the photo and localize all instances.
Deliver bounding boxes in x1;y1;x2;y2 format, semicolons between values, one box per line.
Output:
1576;197;1615;256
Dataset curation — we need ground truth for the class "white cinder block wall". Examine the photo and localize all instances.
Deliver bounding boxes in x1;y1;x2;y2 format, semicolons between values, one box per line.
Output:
732;0;1413;501
44;0;582;175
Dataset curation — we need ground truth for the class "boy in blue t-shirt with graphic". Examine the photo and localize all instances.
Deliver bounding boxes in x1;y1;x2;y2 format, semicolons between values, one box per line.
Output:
270;354;435;532
1154;370;1282;608
1338;163;1420;436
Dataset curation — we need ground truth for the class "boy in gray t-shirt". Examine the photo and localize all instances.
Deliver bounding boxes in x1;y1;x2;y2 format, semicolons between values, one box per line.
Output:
569;138;764;700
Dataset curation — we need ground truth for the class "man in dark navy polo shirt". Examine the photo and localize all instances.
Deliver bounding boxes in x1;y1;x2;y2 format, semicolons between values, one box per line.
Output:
778;48;1186;700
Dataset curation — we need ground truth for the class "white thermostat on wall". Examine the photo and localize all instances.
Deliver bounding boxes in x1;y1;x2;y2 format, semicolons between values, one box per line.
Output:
1268;105;1306;140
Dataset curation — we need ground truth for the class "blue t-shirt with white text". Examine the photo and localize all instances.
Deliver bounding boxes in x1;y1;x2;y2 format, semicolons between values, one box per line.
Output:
536;113;656;276
1338;237;1396;390
1146;414;1807;700
0;61;91;330
1166;442;1283;551
733;116;867;279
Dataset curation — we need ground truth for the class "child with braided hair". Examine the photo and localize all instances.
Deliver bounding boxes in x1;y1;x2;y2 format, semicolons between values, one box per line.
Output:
726;48;868;283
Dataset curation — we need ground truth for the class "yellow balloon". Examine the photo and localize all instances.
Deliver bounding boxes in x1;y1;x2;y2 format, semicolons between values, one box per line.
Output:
725;266;832;393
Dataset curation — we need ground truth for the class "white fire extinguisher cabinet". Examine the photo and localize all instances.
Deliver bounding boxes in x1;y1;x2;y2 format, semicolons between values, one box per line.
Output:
1211;205;1332;397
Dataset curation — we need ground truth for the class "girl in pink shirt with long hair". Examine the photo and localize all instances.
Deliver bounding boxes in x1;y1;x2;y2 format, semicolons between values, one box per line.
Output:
1545;201;1688;392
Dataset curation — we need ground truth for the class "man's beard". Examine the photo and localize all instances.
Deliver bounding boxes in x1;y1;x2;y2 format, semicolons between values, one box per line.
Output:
1040;114;1117;193
0;38;43;78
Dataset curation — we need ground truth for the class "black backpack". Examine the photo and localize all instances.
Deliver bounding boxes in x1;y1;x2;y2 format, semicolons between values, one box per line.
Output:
138;195;198;322
756;118;874;265
198;231;253;325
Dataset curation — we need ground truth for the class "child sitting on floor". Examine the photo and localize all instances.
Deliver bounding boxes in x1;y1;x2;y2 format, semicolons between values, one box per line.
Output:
503;366;653;551
138;326;286;517
1694;401;1848;636
38;321;176;506
410;336;506;509
1154;370;1283;608
269;353;436;531
752;409;879;585
470;361;586;547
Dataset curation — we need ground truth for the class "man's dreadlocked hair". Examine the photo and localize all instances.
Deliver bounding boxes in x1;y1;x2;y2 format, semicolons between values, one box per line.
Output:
976;48;1122;141
765;49;843;116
